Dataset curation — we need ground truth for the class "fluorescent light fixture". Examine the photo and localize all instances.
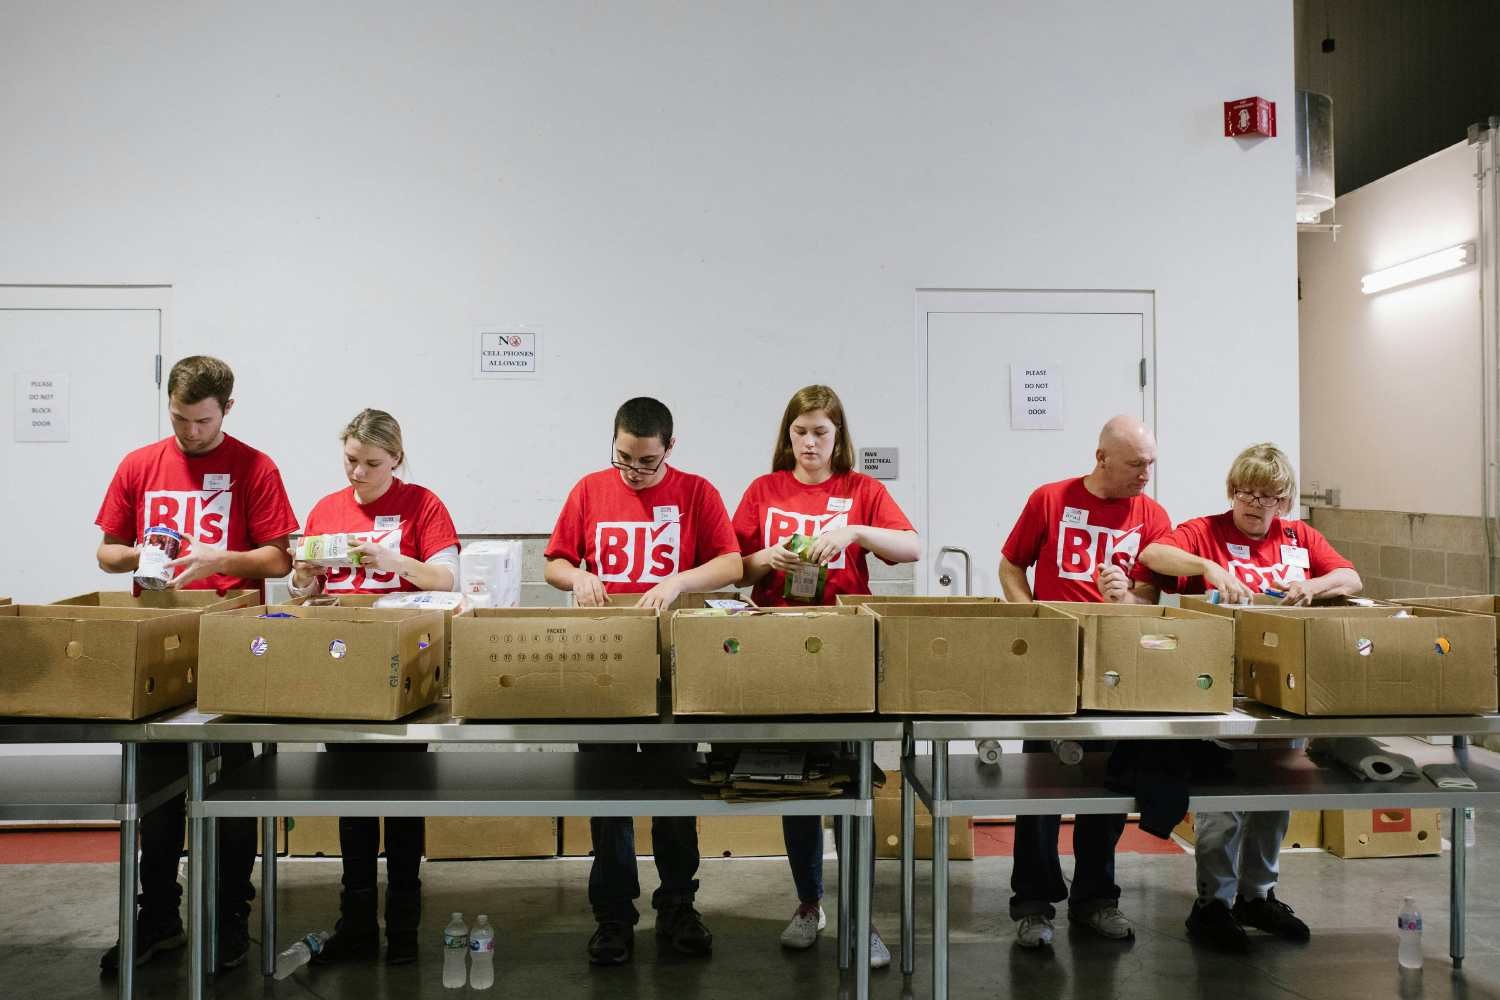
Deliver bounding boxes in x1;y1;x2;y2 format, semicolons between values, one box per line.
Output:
1361;243;1475;295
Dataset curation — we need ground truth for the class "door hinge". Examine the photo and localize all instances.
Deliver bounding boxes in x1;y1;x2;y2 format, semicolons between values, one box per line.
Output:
154;354;162;387
1138;357;1147;388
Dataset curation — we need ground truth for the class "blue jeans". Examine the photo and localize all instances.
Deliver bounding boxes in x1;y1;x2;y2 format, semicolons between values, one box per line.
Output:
784;815;877;904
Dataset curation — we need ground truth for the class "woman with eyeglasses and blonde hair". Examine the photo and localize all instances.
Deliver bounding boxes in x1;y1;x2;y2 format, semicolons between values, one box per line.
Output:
1134;442;1361;952
731;384;919;968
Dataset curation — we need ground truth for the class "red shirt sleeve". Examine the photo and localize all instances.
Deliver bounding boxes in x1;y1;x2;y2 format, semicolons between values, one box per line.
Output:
1132;516;1213;589
544;479;588;566
691;480;740;567
415;490;461;561
1300;523;1354;576
95;458;138;540
246;455;300;544
1000;487;1047;569
731;481;763;558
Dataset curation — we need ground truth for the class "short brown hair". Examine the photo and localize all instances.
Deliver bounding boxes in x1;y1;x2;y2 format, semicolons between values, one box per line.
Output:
341;408;405;466
166;356;235;410
771;385;855;474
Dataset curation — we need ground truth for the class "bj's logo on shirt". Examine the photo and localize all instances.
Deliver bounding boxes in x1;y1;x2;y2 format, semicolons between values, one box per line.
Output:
763;507;848;570
143;490;233;551
1055;510;1143;581
324;527;404;591
1227;559;1308;593
594;521;681;583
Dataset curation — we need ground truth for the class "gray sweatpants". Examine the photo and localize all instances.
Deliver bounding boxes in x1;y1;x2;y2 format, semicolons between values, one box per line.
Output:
1194;810;1290;906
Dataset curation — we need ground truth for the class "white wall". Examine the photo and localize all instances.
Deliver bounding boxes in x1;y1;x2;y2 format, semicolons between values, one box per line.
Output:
0;1;1296;533
1299;139;1484;516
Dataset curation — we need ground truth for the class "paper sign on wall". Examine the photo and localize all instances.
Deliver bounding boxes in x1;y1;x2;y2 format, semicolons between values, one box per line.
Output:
1010;364;1063;430
14;373;69;442
475;331;540;378
859;447;898;480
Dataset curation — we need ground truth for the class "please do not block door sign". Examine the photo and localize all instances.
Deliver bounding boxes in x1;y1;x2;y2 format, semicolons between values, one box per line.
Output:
1010;364;1063;430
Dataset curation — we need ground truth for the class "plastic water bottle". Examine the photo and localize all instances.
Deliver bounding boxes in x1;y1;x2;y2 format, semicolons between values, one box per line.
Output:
469;914;495;990
1397;897;1423;969
443;912;469;988
273;930;329;980
976;739;1002;765
1465;806;1477;849
1052;740;1085;766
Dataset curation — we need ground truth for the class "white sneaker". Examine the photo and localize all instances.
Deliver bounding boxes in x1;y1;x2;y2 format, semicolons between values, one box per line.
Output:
779;903;827;949
1016;914;1055;948
1075;905;1134;940
869;928;891;969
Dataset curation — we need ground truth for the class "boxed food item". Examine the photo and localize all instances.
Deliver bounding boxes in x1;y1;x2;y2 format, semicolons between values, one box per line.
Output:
1236;606;1497;716
671;606;876;715
459;540;522;609
781;534;829;604
199;605;444;720
863;603;1079;715
699;815;788;857
1173;810;1321;849
54;590;259;613
294;533;368;568
1323;808;1440;859
1040;602;1233;712
0;604;202;719
288;816;348;857
874;774;974;860
424;817;558;859
451;607;660;719
560;815;664;856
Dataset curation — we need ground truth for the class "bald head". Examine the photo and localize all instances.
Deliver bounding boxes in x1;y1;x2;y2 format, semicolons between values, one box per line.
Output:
1089;415;1156;499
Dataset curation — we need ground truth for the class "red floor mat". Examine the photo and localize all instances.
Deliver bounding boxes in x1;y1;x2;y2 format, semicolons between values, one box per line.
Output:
974;820;1184;857
0;829;119;865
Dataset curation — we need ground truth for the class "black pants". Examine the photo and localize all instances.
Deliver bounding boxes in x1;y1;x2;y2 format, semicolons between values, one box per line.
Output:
325;743;427;893
137;742;257;921
579;743;700;924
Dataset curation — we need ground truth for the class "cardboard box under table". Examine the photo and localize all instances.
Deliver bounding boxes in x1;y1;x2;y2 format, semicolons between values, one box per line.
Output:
875;773;974;860
671;606;875;715
1041;602;1234;713
1323;808;1440;859
1235;606;1498;716
1173;810;1322;850
0;603;203;719
562;815;666;856
198;605;444;720
862;603;1079;715
424;816;558;859
451;607;659;719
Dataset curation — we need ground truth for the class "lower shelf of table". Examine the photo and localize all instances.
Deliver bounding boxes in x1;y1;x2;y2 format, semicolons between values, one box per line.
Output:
0;754;186;821
193;750;872;818
904;751;1500;817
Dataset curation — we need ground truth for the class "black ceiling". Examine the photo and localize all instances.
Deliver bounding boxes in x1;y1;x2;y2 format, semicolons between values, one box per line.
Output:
1294;0;1500;196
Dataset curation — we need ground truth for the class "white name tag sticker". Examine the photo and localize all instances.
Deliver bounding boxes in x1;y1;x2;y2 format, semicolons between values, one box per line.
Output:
827;496;853;513
203;474;230;491
1281;544;1311;569
653;505;680;524
1062;506;1087;526
1227;544;1251;559
374;515;402;530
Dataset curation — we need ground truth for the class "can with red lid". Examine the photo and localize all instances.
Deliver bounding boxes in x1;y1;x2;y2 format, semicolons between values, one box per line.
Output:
135;525;184;590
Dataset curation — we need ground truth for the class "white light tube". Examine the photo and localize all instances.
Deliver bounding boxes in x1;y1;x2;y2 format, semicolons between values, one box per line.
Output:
1361;243;1476;295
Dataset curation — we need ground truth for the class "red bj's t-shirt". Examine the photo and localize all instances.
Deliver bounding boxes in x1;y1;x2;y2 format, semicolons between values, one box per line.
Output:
95;434;300;594
732;470;914;607
545;466;739;594
1001;476;1172;602
304;479;460;594
1133;511;1353;596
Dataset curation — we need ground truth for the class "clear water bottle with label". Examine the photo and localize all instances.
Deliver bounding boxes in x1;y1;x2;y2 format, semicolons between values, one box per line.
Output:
1397;897;1423;969
469;914;495;990
273;930;329;980
443;912;469;988
1465;806;1477;849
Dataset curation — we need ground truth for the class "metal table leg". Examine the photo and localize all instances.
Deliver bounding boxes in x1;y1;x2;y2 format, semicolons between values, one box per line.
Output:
854;741;873;1000
931;741;950;1000
204;813;217;975
117;743;139;1000
1451;735;1469;969
188;743;206;1000
262;743;278;977
838;814;853;971
900;730;916;977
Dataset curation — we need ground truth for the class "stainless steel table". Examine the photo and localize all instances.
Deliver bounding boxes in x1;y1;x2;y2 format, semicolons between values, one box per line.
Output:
0;718;172;1000
147;704;903;1000
901;705;1500;1000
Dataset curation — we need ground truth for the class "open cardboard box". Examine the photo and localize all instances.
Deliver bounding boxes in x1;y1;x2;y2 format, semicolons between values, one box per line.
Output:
54;590;259;613
280;593;468;697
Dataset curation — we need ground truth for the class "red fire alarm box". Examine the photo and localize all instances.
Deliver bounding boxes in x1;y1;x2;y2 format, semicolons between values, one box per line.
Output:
1224;96;1277;138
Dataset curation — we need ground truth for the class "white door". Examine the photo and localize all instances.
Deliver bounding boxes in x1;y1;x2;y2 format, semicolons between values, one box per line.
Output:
0;303;162;603
919;290;1154;597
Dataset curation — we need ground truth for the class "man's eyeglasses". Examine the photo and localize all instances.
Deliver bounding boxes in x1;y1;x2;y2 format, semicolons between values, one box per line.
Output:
1232;491;1284;509
610;450;665;476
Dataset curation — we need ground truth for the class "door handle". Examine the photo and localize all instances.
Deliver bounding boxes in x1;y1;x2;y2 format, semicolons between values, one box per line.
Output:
938;546;972;596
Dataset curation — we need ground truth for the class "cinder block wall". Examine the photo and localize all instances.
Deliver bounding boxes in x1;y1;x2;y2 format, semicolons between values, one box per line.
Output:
1308;508;1495;600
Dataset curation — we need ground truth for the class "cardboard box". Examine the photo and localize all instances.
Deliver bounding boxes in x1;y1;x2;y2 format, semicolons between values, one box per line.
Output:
281;594;468;697
1041;602;1234;713
199;605;444;720
874;774;974;860
834;595;1001;607
606;591;752;657
561;815;666;856
184;818;286;855
671;607;875;715
424;817;558;859
288;815;348;857
452;607;660;719
1396;595;1500;615
54;590;259;613
698;815;788;857
864;603;1079;715
1236;606;1498;716
0;604;202;719
1323;808;1440;859
1172;810;1321;850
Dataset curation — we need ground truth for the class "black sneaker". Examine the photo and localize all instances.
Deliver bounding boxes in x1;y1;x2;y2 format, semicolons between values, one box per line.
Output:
216;914;251;972
656;903;713;957
1234;890;1311;943
1185;899;1249;953
100;910;188;975
588;921;634;966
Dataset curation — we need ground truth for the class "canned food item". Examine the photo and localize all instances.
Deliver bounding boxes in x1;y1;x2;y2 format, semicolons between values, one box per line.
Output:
782;533;828;604
135;525;184;590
